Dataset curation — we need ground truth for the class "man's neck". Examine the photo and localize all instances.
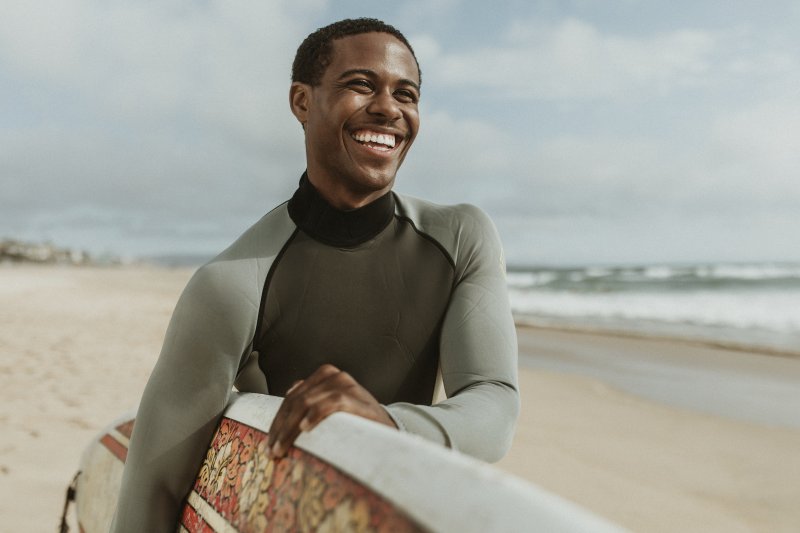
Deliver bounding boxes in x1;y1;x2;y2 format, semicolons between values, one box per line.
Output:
305;172;393;211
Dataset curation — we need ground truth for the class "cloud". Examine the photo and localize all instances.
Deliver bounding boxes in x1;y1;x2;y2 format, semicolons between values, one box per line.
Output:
399;96;800;262
713;99;800;180
420;18;719;101
0;0;323;144
0;0;320;253
404;17;800;228
398;109;522;203
498;208;800;265
400;108;693;217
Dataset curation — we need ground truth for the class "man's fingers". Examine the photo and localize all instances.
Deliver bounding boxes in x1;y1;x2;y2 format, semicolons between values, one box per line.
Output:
268;366;338;431
275;381;352;442
289;373;383;435
267;366;350;457
297;392;355;432
266;365;395;459
286;379;304;395
293;364;341;392
267;395;306;456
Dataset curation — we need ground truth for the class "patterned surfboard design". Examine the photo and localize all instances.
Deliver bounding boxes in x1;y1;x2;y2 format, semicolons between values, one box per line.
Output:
84;415;424;532
179;417;424;532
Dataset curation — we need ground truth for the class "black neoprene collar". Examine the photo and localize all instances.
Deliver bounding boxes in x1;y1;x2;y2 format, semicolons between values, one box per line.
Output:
287;173;395;248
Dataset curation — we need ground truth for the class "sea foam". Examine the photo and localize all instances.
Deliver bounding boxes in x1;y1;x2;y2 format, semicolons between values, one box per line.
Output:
507;262;800;354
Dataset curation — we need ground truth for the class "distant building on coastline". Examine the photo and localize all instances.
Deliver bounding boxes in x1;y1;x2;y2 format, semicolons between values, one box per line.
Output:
0;238;91;265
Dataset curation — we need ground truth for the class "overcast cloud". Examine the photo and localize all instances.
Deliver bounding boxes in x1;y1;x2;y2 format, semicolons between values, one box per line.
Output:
2;1;799;264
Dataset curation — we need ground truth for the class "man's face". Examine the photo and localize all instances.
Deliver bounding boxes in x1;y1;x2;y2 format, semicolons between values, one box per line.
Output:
293;32;421;207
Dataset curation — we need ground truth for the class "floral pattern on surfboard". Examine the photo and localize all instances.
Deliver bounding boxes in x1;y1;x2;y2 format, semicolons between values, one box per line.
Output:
180;416;427;533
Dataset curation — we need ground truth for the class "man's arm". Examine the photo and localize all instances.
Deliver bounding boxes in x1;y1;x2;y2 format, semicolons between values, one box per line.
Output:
384;204;519;462
111;263;258;532
110;205;293;532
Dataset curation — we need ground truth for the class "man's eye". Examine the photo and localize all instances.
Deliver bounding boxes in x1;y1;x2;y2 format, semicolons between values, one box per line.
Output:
348;79;372;90
395;90;418;103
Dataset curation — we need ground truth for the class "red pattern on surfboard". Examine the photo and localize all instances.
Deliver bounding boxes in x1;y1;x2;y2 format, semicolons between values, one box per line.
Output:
98;418;135;463
180;417;426;533
181;503;216;533
99;434;128;463
115;419;135;439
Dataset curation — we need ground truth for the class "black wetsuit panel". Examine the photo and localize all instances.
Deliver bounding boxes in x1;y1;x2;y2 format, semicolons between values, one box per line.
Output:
256;177;455;404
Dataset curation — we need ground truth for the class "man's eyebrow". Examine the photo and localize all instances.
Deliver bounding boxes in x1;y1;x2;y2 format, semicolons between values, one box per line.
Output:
337;69;420;92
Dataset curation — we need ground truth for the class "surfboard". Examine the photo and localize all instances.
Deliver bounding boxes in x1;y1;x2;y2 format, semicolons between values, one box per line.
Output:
74;392;625;532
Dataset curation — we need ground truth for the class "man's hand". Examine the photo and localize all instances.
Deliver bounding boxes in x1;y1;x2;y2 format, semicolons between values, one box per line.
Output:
267;364;397;458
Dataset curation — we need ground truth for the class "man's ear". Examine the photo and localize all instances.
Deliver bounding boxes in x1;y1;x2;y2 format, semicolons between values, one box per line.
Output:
289;82;311;127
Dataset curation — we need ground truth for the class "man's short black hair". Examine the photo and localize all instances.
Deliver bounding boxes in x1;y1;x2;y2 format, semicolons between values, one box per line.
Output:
292;18;421;87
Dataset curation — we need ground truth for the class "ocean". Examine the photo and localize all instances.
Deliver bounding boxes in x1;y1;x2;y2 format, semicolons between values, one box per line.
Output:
507;262;800;356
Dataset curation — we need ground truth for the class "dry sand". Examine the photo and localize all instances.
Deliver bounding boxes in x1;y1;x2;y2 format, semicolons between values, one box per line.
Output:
1;264;799;532
497;329;800;532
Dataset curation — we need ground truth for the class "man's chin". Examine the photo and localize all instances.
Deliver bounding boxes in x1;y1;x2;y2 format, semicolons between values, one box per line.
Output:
337;175;395;207
351;167;398;192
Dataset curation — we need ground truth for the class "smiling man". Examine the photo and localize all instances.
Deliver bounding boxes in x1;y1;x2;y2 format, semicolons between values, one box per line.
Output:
293;30;420;209
112;18;518;531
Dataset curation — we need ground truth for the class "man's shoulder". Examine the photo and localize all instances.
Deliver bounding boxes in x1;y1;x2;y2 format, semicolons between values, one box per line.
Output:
186;201;295;299
393;192;501;269
394;192;493;233
213;201;295;262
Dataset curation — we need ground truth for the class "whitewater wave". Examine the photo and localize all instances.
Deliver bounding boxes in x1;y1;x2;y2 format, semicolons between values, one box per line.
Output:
507;262;800;353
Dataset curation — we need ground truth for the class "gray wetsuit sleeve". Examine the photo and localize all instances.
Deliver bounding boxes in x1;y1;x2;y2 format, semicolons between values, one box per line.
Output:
109;204;296;532
385;203;520;462
110;262;259;532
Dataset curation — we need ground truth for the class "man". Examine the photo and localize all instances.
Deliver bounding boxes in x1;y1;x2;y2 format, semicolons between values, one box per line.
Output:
112;18;518;531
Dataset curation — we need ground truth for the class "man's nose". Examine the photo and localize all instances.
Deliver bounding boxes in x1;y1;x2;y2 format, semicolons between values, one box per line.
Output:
366;90;402;120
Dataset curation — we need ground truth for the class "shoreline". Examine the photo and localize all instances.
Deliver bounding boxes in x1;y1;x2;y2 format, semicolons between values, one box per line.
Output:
514;324;800;429
514;319;800;360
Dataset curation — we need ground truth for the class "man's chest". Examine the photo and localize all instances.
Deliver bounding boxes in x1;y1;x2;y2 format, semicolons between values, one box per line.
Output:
254;221;455;403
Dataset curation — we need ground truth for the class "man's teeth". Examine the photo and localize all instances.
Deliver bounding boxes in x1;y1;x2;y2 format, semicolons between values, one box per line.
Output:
351;131;396;148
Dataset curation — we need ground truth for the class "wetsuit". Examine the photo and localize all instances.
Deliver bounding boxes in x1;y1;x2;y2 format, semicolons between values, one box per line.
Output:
112;175;519;532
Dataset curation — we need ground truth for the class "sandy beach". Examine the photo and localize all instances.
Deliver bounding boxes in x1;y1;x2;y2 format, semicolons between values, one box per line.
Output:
1;265;799;532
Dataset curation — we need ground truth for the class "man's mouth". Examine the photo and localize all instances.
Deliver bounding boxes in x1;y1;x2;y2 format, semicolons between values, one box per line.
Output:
350;129;400;152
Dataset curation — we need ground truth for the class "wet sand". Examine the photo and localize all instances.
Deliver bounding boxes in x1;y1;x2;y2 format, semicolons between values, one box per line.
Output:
1;265;798;531
497;327;800;532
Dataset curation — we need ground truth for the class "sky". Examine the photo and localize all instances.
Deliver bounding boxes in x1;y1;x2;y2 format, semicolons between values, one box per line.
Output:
2;0;799;265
